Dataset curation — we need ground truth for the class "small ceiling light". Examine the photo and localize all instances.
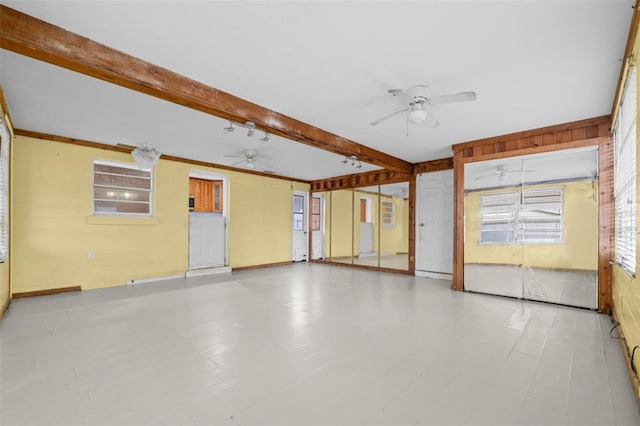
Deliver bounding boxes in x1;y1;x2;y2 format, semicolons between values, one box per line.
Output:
247;128;255;137
246;160;256;169
342;156;349;164
408;104;427;124
223;120;235;133
260;132;270;143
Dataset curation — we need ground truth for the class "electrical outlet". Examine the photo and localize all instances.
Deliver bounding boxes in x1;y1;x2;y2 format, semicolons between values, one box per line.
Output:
87;251;95;260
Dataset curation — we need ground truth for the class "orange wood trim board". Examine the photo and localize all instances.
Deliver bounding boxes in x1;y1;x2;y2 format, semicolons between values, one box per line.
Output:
12;285;81;299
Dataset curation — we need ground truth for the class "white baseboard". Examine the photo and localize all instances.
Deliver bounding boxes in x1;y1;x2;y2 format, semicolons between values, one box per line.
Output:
415;270;453;280
185;266;232;278
126;274;184;285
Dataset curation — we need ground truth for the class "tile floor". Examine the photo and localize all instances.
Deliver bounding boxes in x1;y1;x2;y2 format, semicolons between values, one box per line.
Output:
1;263;639;426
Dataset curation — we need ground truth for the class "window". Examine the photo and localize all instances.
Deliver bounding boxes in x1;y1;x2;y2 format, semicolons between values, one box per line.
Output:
93;160;153;215
293;194;304;231
0;114;10;262
614;66;637;276
381;200;394;228
311;197;321;231
479;187;563;245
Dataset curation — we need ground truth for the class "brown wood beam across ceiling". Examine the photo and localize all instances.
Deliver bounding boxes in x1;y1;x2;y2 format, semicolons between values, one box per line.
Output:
0;5;413;174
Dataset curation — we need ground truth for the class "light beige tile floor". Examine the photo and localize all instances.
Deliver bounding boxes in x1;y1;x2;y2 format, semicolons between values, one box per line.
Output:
1;263;638;426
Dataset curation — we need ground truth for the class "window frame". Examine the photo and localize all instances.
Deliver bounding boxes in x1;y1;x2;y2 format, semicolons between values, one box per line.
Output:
381;200;395;229
614;66;637;277
479;187;564;245
92;159;154;217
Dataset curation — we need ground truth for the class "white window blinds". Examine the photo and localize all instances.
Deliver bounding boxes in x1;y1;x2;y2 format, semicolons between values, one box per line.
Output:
480;187;563;245
614;66;637;276
0;114;10;262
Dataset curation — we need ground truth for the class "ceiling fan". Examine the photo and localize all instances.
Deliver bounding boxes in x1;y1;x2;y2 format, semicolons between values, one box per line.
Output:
224;149;271;170
474;165;535;181
370;85;476;128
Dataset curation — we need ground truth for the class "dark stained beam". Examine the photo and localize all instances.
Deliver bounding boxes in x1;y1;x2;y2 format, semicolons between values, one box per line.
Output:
0;5;413;174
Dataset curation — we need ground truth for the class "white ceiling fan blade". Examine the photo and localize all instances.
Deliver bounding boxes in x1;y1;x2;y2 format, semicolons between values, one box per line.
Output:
370;107;410;126
388;89;416;105
224;154;245;159
231;159;247;167
428;91;477;105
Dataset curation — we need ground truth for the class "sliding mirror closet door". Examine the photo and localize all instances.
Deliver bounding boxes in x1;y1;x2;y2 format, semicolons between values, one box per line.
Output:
379;183;410;271
329;189;354;265
463;147;599;309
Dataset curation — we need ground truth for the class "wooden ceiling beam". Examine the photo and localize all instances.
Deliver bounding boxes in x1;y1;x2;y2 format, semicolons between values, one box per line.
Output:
0;5;413;174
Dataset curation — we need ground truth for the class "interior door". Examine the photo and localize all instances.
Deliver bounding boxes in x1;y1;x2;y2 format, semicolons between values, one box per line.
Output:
416;170;454;274
359;197;373;255
188;177;226;269
292;191;308;262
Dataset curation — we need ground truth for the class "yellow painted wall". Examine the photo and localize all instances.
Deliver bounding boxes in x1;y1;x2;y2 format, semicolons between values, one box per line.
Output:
613;20;640;394
11;136;309;293
380;195;409;255
464;180;598;271
329;189;353;258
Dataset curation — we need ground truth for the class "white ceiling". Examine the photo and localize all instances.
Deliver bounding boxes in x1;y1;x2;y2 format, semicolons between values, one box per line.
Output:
0;1;633;181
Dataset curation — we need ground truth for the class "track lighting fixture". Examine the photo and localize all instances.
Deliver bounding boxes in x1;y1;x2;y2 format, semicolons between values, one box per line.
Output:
247;128;255;137
260;132;270;143
342;155;362;169
223;120;235;133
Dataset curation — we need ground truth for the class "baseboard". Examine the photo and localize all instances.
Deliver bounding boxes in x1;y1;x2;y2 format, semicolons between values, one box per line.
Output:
611;308;640;411
127;274;186;285
0;296;10;320
233;261;293;271
185;267;231;278
415;270;453;280
12;285;81;299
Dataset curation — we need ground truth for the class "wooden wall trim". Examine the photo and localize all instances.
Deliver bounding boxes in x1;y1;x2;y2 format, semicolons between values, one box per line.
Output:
0;5;412;174
408;175;416;274
612;0;640;117
413;157;453;175
310;259;413;275
12;285;81;299
232;261;293;271
451;155;465;291
598;137;614;313
310;169;412;192
14;129;310;184
452;115;610;159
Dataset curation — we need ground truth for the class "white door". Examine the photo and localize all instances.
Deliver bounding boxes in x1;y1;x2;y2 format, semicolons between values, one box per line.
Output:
292;191;308;262
189;214;226;268
311;194;324;260
359;197;373;255
416;170;454;275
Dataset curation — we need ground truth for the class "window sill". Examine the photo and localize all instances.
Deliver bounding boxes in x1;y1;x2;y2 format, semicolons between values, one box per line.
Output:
87;215;158;226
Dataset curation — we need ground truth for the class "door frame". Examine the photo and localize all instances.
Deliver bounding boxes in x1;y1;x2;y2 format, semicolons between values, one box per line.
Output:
188;170;229;267
292;190;309;262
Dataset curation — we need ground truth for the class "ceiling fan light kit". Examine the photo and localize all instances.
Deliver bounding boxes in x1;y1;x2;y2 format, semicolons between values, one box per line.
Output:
370;84;476;132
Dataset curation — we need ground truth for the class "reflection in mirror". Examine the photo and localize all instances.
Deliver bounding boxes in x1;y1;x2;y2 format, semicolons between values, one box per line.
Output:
353;186;379;268
310;192;326;260
379;182;410;270
463;146;599;309
329;189;354;265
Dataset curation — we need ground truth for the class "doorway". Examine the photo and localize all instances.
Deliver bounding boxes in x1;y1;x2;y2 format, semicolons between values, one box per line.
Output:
292;191;309;262
187;172;229;276
416;169;454;277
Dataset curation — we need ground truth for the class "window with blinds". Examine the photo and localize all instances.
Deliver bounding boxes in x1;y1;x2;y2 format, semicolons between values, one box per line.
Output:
479;187;563;245
381;200;394;228
93;160;153;215
614;66;637;276
0;114;11;262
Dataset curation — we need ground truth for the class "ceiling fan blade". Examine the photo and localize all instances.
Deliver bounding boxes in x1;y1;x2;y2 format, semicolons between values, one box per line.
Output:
224;154;245;159
370;107;410;126
231;159;246;167
428;91;477;105
388;89;416;105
